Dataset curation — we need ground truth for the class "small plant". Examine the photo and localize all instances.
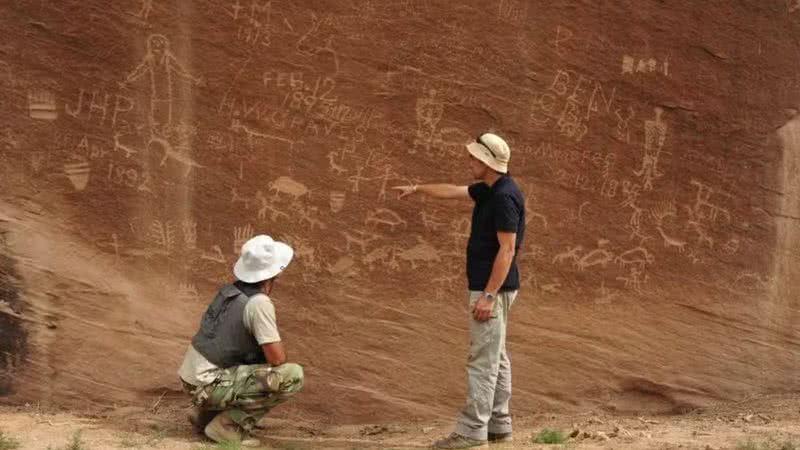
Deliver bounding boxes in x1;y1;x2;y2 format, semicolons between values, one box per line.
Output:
737;440;759;450
736;439;798;450
193;441;243;450
48;431;87;450
533;429;567;445
780;442;799;450
0;430;21;450
119;430;166;448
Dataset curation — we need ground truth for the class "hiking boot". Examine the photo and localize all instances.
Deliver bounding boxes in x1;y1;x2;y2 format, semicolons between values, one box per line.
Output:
487;431;513;443
187;406;218;434
432;432;488;449
204;411;261;447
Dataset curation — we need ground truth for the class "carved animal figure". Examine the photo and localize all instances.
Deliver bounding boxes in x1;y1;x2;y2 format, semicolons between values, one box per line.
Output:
268;176;309;201
396;239;440;269
365;208;407;231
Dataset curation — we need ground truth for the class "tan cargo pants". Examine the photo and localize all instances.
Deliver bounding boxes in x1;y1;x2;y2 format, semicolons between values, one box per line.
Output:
455;290;517;441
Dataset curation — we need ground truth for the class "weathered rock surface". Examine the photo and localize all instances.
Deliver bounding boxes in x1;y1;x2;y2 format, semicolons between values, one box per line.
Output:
0;0;799;423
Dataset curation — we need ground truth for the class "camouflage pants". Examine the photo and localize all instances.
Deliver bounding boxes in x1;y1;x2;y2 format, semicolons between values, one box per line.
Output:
182;363;304;431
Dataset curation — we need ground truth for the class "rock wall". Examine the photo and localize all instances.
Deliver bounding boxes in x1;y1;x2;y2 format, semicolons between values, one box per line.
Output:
0;0;799;422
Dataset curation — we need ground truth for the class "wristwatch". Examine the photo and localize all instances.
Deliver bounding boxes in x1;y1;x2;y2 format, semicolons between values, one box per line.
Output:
483;291;496;301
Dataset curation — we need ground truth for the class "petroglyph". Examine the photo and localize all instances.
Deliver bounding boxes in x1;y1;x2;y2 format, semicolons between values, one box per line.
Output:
230;118;296;152
635;107;668;190
226;0;272;47
298;205;326;230
396;238;441;269
65;89;135;128
231;187;251;208
150;219;176;252
723;237;740;255
177;282;200;303
295;13;340;74
255;190;290;222
655;226;687;253
182;220;197;250
327;151;346;174
733;271;772;292
233;224;254;254
268;176;309;201
326;256;358;277
134;0;154;20
576;240;614;271
201;245;226;263
363;246;397;271
151;136;204;176
121;34;203;136
341;230;380;254
651;201;686;252
549;25;574;57
420;211;444;231
329;191;346;213
690;179;731;224
621;181;649;242
622;55;669;76
412;89;444;154
594;281;620;304
366;208;407;231
615;105;635;144
616;266;649;293
113;132;140;158
552;245;583;266
496;0;529;25
615;246;655;270
63;159;91;191
28;89;58;120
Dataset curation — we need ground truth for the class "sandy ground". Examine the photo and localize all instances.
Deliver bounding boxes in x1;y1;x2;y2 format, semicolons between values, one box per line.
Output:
2;394;800;450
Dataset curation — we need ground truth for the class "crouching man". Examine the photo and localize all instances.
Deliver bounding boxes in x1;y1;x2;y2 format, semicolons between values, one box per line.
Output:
178;235;304;446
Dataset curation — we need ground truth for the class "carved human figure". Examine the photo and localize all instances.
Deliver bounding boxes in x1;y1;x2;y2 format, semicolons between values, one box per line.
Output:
635;107;667;190
121;34;203;137
412;89;444;153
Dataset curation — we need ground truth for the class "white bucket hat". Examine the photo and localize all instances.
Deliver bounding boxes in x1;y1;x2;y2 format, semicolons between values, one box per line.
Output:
233;235;294;283
466;132;511;173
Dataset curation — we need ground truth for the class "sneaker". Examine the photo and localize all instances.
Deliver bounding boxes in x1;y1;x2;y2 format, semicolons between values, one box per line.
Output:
187;406;218;434
204;411;261;448
432;432;488;449
487;431;513;443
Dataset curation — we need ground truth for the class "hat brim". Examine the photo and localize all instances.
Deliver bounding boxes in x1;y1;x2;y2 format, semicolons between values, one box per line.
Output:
466;142;508;173
233;241;294;283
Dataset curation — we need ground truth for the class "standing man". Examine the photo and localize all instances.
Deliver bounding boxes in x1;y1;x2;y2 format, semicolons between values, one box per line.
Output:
394;133;525;449
178;235;304;446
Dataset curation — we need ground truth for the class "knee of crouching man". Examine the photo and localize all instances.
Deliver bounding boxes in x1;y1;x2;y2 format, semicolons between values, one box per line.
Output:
284;363;304;391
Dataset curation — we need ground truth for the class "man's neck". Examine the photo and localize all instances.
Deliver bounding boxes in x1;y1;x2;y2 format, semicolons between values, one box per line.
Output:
483;171;502;187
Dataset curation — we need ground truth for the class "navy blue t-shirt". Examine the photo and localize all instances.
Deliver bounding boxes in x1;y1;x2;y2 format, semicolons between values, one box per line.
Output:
466;175;525;291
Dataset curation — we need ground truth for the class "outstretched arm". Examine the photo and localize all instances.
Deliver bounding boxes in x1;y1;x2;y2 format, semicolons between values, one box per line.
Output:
168;55;204;85
123;58;152;84
393;184;470;200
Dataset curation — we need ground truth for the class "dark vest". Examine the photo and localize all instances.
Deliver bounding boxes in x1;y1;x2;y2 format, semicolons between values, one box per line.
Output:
191;283;266;368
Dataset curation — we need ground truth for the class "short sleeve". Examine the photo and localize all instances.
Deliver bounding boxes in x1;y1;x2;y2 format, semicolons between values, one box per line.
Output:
243;295;282;345
493;193;521;232
468;182;490;202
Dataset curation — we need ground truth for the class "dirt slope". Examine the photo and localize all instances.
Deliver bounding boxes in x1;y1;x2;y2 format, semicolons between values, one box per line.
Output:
0;0;799;424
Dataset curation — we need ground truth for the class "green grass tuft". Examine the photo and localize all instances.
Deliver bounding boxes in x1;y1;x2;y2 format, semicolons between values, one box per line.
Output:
47;431;88;450
0;430;21;450
533;428;567;444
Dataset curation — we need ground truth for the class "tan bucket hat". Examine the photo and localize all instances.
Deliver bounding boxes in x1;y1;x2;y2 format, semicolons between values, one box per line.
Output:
466;133;510;173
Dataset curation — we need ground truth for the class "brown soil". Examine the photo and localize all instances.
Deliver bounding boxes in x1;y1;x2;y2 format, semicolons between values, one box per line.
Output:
3;394;800;449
